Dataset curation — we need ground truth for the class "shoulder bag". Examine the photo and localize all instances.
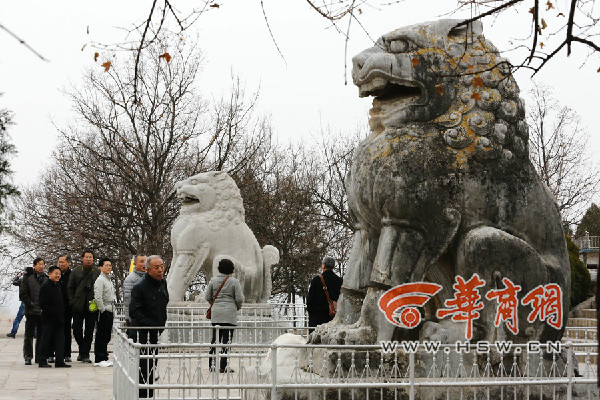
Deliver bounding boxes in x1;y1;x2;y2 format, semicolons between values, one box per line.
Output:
206;276;230;319
319;274;337;317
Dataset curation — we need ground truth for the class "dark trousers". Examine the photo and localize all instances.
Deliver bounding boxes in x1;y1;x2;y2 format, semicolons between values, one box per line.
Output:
308;312;332;334
40;322;65;365
136;329;159;399
23;314;42;362
64;312;72;358
94;311;113;363
72;311;98;358
209;323;234;370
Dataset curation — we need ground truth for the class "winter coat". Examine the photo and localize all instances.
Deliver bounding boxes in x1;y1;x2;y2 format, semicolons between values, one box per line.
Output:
67;265;100;313
205;273;244;325
58;268;71;312
122;269;145;321
39;280;65;325
94;272;115;313
12;272;23;286
129;273;169;328
306;269;343;327
20;272;49;316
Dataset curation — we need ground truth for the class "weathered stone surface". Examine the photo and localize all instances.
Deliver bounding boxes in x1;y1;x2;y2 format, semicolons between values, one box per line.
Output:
166;171;279;303
311;19;570;347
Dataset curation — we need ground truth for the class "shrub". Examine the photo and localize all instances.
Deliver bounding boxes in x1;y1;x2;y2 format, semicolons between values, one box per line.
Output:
566;235;592;308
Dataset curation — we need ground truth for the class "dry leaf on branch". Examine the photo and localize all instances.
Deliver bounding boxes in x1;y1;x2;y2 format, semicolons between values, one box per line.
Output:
546;1;554;10
541;19;547;29
101;61;111;72
94;52;99;62
159;52;172;62
210;3;219;7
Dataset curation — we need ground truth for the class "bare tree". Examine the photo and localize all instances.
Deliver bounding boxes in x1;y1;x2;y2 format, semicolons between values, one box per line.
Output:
9;37;273;298
230;144;329;303
456;0;600;74
527;82;600;226
308;127;368;276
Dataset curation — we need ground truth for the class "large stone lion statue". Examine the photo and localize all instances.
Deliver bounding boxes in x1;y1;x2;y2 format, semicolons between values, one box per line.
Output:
312;19;570;346
166;171;279;303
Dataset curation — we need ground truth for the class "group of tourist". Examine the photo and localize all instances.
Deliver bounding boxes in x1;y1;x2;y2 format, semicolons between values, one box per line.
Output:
7;249;341;398
6;251;169;374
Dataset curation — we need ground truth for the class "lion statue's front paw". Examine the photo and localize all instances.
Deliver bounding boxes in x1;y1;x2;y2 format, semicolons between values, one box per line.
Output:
310;321;376;345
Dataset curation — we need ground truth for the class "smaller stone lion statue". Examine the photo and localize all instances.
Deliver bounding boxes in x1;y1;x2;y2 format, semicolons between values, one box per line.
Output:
166;171;279;303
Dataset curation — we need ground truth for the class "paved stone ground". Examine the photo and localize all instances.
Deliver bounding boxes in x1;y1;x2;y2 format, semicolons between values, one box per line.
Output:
0;312;113;400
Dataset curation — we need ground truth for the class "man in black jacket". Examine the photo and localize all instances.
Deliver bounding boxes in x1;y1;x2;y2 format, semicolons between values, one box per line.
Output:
130;255;169;399
38;266;71;368
57;254;73;362
20;258;48;365
306;256;343;333
67;250;100;363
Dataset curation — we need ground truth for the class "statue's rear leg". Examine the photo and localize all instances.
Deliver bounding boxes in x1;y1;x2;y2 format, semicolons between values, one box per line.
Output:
423;226;562;344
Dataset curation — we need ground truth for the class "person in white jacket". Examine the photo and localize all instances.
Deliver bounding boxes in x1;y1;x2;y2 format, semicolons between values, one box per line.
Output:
93;257;115;367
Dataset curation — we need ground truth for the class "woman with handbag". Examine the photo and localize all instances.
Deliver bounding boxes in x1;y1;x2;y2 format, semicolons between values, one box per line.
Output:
205;258;244;373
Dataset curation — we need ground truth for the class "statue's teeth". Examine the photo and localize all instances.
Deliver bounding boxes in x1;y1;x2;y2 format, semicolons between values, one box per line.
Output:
361;77;388;95
371;77;387;91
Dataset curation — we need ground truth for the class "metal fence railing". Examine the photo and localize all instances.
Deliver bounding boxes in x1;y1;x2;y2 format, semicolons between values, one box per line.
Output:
576;236;600;251
564;326;598;343
114;303;309;329
112;324;599;400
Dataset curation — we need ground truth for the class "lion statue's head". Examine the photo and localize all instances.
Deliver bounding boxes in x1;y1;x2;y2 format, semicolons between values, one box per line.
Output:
175;171;245;231
352;19;528;168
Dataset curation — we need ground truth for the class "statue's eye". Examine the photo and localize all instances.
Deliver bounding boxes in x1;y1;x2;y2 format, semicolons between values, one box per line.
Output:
389;39;411;53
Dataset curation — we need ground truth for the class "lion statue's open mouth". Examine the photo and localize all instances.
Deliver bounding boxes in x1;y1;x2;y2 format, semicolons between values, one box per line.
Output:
357;76;424;103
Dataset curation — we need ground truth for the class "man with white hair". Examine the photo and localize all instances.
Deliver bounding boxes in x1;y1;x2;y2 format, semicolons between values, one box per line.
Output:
129;255;169;399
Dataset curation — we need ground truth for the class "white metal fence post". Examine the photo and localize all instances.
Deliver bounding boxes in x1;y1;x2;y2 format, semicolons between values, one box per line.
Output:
409;351;415;400
271;344;278;400
567;341;573;400
133;344;140;400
